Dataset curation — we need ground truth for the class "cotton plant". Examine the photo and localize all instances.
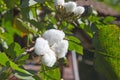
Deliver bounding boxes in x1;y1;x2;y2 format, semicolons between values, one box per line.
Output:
34;0;94;68
54;0;85;21
34;29;68;67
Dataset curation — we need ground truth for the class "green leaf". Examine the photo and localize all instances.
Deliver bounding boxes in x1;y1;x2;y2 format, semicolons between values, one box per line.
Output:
90;23;98;33
103;16;115;24
2;10;14;29
18;54;29;61
30;7;37;19
45;1;54;11
0;53;9;66
88;16;100;23
68;41;83;55
14;71;35;80
67;36;81;44
0;0;7;11
14;18;29;35
16;54;29;65
6;42;24;58
2;32;14;45
0;52;32;75
8;61;32;75
32;75;41;80
15;18;37;34
67;24;74;30
83;25;93;38
1;10;14;45
40;66;61;80
14;70;41;80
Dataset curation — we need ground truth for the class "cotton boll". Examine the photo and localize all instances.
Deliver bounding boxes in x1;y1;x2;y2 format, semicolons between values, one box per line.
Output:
63;1;77;13
41;50;56;67
54;0;64;6
34;37;50;56
74;6;85;15
43;29;65;46
51;40;69;59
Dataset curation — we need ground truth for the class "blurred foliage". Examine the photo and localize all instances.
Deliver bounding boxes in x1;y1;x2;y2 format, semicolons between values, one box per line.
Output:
93;25;120;80
97;0;120;12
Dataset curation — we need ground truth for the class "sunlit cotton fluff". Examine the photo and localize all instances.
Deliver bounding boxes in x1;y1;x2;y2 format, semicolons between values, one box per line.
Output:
34;37;50;56
63;1;77;13
92;9;98;15
54;0;64;6
28;0;37;6
51;40;68;59
74;6;85;15
43;29;65;46
41;50;56;67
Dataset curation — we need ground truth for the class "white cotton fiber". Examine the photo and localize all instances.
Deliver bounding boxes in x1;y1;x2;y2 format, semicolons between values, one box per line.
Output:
34;37;50;55
43;29;65;46
54;0;64;6
41;49;56;67
51;40;68;59
63;1;77;13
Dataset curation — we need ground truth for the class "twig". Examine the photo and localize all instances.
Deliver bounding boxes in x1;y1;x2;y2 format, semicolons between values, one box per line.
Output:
26;47;34;52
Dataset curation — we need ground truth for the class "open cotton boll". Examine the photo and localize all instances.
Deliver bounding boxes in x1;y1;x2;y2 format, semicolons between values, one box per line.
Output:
54;0;64;6
34;37;50;56
63;1;77;13
74;6;85;15
43;29;65;46
41;50;56;67
51;40;68;59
